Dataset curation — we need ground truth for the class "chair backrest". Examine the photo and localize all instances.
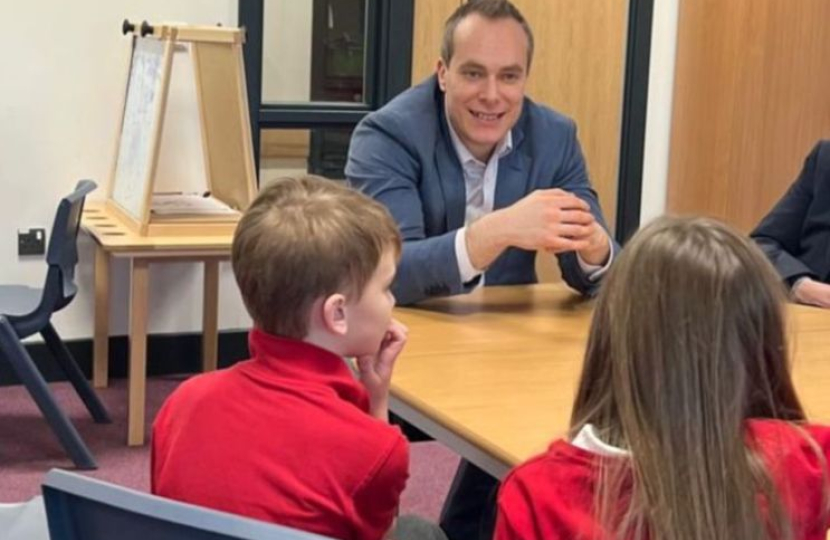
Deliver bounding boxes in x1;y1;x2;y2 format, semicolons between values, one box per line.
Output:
41;469;335;540
44;180;96;311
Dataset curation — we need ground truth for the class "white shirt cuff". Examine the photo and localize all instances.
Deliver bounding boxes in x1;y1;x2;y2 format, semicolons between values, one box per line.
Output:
575;235;614;282
790;276;811;300
455;227;482;284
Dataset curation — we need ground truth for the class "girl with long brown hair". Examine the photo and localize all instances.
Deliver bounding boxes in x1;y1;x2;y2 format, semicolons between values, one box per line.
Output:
494;216;830;540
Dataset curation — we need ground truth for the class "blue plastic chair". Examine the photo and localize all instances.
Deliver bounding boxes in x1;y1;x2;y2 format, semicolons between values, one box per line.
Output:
42;469;336;540
0;180;109;470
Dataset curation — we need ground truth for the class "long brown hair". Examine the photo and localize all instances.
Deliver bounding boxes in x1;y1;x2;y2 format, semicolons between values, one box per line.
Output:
570;216;812;540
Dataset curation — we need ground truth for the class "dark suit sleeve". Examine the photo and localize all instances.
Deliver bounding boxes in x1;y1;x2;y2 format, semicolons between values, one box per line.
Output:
346;117;474;305
750;143;823;285
550;123;620;296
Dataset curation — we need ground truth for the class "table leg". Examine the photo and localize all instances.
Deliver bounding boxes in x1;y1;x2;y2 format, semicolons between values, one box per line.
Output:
92;245;110;388
128;258;150;446
202;259;220;372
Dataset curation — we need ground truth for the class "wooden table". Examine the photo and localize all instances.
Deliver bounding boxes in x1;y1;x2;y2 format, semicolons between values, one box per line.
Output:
390;284;830;479
81;201;234;446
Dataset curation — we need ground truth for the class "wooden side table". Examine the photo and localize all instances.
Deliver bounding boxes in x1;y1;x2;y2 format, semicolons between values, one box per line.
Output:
81;201;234;446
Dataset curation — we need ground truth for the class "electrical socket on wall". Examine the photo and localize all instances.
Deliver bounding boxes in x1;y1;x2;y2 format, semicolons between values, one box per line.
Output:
18;228;46;256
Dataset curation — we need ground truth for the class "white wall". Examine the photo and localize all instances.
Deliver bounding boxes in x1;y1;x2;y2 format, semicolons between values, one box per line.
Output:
640;0;680;225
0;1;251;341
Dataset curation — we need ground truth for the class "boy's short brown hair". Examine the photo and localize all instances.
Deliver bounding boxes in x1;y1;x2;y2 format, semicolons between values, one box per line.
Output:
232;175;402;338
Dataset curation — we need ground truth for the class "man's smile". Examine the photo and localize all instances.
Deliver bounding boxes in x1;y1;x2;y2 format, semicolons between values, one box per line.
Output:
469;109;506;122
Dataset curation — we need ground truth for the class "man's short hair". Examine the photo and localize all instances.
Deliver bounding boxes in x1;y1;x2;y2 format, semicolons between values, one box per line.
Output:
441;0;535;71
232;176;401;339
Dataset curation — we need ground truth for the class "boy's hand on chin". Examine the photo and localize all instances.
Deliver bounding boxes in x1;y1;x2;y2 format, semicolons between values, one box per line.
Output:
356;319;408;420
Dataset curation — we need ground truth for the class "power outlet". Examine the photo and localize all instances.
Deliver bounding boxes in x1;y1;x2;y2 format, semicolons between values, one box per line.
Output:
18;228;46;256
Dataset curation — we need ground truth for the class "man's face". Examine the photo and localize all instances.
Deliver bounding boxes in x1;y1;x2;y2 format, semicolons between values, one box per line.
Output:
437;14;529;162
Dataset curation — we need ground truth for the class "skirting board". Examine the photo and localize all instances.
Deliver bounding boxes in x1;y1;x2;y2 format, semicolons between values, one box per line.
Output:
0;329;435;445
0;330;250;387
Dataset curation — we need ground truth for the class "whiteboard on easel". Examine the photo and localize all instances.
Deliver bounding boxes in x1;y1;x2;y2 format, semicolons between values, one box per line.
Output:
111;37;165;220
104;21;256;236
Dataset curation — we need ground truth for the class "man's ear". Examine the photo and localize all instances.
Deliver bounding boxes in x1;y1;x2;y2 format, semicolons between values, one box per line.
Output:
436;58;448;91
321;293;349;336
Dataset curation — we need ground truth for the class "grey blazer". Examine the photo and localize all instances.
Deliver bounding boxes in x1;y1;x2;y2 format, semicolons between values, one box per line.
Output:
346;76;616;305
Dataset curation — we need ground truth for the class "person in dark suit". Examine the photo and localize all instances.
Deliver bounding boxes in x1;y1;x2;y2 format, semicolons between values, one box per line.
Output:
346;0;617;307
346;1;618;539
751;140;830;308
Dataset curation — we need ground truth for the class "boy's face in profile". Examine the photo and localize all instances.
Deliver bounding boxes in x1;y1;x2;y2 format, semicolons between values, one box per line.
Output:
343;248;398;357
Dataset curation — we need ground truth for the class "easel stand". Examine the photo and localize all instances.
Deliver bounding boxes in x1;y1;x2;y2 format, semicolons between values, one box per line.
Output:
104;20;257;236
82;20;256;446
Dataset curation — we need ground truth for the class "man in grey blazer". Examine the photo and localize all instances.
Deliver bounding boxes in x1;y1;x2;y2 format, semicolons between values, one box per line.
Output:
347;1;616;307
347;1;617;538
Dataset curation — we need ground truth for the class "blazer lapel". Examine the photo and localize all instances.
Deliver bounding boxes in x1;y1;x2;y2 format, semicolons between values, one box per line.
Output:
494;125;531;210
435;108;466;232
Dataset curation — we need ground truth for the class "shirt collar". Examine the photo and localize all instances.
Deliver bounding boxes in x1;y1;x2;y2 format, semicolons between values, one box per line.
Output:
445;110;513;166
571;424;630;457
244;328;370;412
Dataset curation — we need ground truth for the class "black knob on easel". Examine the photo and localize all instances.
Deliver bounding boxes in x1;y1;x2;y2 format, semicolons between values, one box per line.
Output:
122;19;135;35
140;20;154;37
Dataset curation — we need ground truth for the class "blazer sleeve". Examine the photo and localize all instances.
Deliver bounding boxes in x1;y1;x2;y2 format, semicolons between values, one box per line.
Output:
347;116;475;305
551;123;620;296
751;143;824;285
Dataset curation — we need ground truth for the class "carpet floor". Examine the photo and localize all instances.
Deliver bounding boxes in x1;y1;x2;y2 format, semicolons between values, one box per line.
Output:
0;375;459;521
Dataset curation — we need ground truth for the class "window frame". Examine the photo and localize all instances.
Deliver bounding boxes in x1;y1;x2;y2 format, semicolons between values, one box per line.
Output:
615;0;654;244
238;0;414;174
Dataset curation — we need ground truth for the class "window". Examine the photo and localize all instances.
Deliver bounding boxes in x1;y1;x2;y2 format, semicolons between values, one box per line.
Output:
239;0;414;180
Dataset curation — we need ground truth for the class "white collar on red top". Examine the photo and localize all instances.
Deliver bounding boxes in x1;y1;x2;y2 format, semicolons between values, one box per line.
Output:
571;424;630;457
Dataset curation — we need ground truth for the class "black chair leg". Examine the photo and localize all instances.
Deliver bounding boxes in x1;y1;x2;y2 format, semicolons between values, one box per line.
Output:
0;317;96;470
41;322;111;423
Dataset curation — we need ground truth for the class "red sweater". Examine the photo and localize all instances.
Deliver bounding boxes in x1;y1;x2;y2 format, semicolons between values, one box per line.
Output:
152;330;409;540
496;420;830;540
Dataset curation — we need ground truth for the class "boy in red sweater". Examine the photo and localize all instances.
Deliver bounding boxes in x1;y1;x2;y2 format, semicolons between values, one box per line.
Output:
152;176;445;540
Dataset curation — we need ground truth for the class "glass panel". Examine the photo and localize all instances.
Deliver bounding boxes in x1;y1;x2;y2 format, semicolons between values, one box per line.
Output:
260;127;356;182
262;0;367;104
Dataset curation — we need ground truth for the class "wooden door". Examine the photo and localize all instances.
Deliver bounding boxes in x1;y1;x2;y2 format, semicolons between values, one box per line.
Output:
668;0;830;232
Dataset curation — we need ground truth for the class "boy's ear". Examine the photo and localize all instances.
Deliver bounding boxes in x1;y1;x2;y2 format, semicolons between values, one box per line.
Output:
321;293;349;336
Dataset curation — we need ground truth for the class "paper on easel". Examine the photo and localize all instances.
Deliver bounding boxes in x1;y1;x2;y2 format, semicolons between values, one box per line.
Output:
150;193;239;216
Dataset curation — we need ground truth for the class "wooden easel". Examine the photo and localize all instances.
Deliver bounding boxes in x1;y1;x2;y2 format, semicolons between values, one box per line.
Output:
79;21;259;446
104;20;256;236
